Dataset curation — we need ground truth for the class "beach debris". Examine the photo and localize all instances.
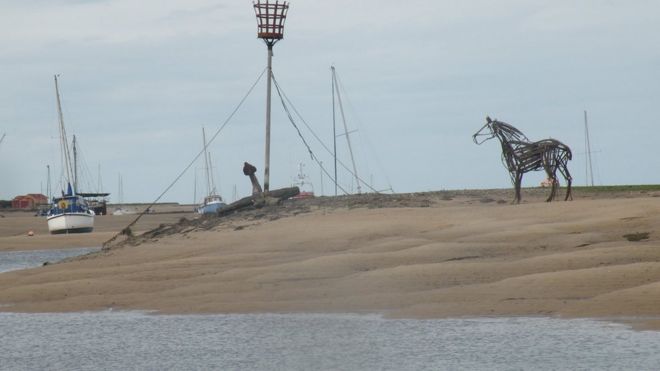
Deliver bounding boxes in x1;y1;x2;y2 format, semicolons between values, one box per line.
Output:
218;186;300;217
120;227;133;237
623;232;650;242
473;116;573;203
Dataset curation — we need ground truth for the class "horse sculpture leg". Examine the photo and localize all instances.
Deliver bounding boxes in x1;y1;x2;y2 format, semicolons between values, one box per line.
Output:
513;171;523;204
545;175;556;202
543;158;556;202
559;163;573;201
550;176;559;202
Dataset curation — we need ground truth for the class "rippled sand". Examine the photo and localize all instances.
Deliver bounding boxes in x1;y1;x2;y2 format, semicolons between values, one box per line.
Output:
1;190;659;328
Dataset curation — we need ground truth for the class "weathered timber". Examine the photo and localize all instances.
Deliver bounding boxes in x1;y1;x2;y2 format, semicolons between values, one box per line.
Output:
473;116;573;203
217;186;300;217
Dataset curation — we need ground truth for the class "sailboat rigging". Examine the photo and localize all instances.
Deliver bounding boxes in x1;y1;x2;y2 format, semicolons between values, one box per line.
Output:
584;110;595;187
331;66;361;194
46;75;95;234
291;163;315;199
196;127;226;214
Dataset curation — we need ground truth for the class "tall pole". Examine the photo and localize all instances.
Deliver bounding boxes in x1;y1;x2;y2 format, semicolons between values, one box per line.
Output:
73;134;78;194
54;75;73;190
332;66;338;196
193;169;198;204
202;127;212;197
254;0;289;194
208;154;217;195
46;165;51;202
584;110;594;187
264;45;274;193
319;161;324;196
97;163;103;193
333;68;361;194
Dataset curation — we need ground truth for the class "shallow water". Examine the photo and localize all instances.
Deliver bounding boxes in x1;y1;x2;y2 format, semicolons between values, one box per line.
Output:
1;312;660;370
2;249;660;370
0;247;100;273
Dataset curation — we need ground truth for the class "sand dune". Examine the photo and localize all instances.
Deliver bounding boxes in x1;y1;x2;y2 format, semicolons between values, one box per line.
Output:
0;191;659;328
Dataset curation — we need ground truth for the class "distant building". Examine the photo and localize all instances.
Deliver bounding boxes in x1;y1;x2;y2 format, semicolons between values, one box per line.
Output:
11;194;48;210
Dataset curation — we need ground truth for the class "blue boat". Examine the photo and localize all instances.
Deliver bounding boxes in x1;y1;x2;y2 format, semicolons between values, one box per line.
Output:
47;184;94;234
47;75;95;234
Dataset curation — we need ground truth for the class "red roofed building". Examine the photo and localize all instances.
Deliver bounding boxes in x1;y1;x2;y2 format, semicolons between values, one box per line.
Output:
12;194;48;210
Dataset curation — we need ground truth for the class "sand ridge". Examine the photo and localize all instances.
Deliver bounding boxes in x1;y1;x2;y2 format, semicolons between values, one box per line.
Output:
0;191;659;328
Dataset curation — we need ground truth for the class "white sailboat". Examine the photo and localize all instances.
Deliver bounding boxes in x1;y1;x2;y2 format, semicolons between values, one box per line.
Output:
196;127;226;214
112;173;132;215
47;75;94;234
292;163;315;199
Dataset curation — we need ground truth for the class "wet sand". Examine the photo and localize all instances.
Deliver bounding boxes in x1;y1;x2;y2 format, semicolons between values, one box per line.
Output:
1;189;659;329
0;205;193;251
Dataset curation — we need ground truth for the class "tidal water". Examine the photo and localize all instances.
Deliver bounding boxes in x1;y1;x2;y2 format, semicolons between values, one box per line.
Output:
1;312;660;370
0;247;100;273
2;249;660;370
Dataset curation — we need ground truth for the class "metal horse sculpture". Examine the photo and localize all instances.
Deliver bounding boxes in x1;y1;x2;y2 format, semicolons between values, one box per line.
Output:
473;117;573;203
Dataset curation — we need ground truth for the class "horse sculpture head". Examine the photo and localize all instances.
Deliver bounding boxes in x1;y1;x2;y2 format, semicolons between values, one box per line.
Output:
472;116;496;145
473;116;529;145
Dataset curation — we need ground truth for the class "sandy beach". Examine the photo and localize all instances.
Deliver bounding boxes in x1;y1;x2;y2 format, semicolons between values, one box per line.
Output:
1;189;659;329
0;204;193;251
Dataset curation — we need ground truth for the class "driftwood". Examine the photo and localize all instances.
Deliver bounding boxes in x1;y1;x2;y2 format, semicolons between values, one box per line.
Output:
473;116;573;203
217;187;300;216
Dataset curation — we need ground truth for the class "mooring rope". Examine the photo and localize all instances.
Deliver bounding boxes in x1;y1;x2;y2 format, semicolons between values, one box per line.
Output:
271;74;350;195
333;71;395;193
271;73;379;194
103;68;268;247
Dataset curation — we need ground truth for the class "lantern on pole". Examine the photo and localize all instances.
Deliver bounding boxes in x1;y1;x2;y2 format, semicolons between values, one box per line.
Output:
253;0;290;193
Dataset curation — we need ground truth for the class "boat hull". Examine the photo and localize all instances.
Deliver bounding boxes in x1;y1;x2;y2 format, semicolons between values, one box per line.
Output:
47;212;94;234
197;200;226;215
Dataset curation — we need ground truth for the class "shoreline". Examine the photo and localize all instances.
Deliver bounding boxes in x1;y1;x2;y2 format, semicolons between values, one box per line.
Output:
1;189;660;330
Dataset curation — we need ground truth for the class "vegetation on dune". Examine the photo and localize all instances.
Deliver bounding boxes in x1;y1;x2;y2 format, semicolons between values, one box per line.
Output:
572;184;660;192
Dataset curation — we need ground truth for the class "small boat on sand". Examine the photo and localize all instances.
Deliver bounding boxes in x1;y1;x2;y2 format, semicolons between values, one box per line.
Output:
47;75;94;234
196;128;226;214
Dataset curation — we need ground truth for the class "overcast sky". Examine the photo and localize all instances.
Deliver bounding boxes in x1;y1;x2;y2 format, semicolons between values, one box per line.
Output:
1;1;659;203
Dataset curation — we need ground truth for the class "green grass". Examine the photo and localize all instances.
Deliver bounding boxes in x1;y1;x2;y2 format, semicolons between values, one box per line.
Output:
571;184;660;192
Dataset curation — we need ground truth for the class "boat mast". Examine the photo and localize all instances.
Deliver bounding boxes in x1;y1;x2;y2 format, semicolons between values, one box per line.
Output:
73;135;78;194
332;68;361;194
584;110;594;187
193;169;198;204
46;165;52;201
97;163;103;193
117;173;123;207
331;66;338;196
202;127;212;197
208;153;217;195
54;75;74;193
